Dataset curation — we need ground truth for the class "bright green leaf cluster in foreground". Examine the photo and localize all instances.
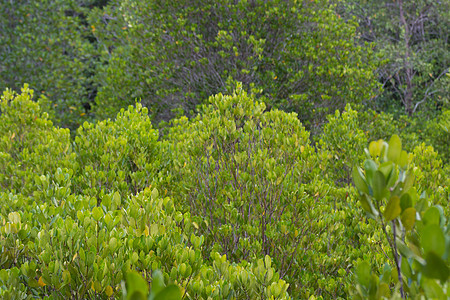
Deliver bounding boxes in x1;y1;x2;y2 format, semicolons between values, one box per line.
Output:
0;85;448;299
352;135;449;299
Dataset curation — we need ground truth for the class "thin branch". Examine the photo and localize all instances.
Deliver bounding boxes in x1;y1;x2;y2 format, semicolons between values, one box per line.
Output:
413;66;449;113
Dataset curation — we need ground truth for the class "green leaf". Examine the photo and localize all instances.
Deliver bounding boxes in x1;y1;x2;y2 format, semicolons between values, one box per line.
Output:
396;238;425;264
355;261;371;288
401;256;413;279
373;171;386;201
400;193;412;211
131;252;139;264
387;134;401;163
401;207;416;231
421;224;445;256
398;150;409;169
378;162;394;180
109;237;118;252
423;206;440;226
154;285;182;300
364;159;377;185
113;191;121;208
352;166;369;194
368;141;381;158
421;277;446;299
384;196;401;221
376;283;390;299
149;270;165;299
92;206;103;221
151;188;159;200
386;168;398;189
359;194;378;217
380;141;389;162
264;255;271;268
379;264;392;284
422;252;449;282
402;170;415;193
129;291;147;300
126;271;149;300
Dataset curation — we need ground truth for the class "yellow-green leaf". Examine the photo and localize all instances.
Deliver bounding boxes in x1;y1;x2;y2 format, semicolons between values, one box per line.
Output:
384;196;401;221
373;171;386;201
387;135;402;163
369;141;381;158
352;166;369;194
401;207;416;230
105;285;114;297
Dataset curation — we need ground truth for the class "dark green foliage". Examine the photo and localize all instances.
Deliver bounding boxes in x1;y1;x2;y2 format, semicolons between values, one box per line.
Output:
0;0;98;129
90;0;379;127
336;0;450;116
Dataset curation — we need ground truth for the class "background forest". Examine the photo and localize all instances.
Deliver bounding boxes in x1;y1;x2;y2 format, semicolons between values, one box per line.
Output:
0;0;449;299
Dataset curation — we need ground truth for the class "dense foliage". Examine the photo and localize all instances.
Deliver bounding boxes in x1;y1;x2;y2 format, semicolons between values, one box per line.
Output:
1;86;448;299
0;0;99;130
336;0;449;115
0;0;448;299
89;0;380;127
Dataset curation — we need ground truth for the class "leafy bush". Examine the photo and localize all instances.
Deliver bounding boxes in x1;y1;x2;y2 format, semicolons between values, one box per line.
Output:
90;0;379;127
0;86;290;299
0;85;75;196
165;85;389;298
418;108;450;164
73;103;166;198
1;85;447;299
318;104;367;186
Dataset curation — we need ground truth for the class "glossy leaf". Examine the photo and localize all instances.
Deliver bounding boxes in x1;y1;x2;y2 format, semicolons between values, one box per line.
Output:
421;277;446;299
355;261;371;288
400;193;412;211
149;270;165;299
368;141;381;158
398;150;409;169
421;224;445;256
423;206;440;226
363;159;377;185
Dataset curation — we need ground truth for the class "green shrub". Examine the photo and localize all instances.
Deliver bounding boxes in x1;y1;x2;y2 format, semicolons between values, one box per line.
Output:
0;86;291;299
1;85;447;299
0;85;75;196
165;85;388;298
318;104;367;186
419;108;450;164
73;103;167;199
